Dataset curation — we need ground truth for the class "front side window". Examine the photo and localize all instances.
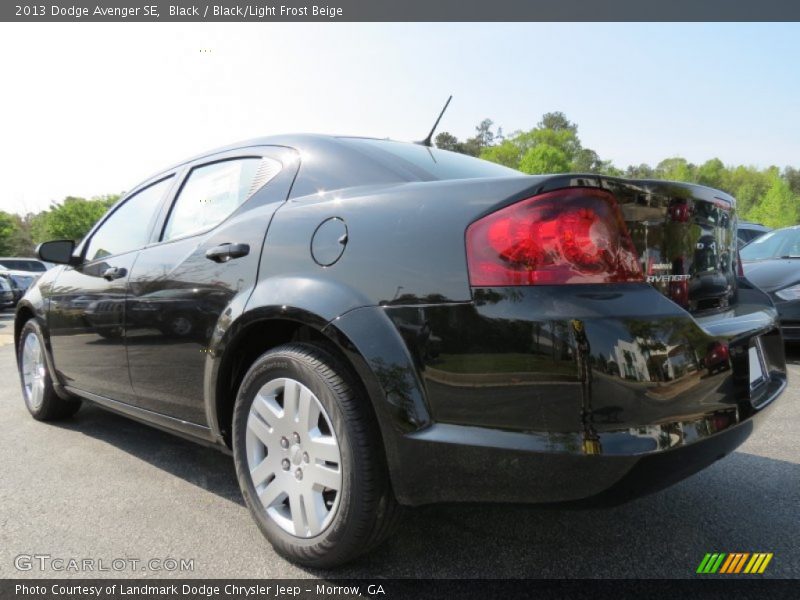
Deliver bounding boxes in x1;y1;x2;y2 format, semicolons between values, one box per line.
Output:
85;176;173;261
163;158;280;241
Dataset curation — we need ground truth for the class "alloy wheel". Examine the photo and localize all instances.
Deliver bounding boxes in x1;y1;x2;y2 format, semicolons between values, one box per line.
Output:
21;333;46;411
245;377;342;538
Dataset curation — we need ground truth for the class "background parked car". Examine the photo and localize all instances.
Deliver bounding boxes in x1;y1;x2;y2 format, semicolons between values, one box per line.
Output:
0;269;36;306
0;275;14;309
0;257;51;272
0;257;49;307
737;221;772;249
741;225;800;341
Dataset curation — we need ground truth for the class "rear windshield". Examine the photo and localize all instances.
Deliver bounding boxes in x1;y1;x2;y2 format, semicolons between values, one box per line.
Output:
341;138;521;181
0;259;46;272
740;228;800;260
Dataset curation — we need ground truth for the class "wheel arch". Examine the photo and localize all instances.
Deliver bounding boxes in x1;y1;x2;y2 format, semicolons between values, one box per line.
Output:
14;300;73;401
207;307;382;450
14;302;37;355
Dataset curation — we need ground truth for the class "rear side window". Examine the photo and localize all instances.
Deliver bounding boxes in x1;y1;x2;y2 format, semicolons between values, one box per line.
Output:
163;158;280;241
85;176;173;261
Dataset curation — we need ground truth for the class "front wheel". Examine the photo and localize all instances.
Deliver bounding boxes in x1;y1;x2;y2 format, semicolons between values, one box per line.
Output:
17;319;81;421
232;343;400;568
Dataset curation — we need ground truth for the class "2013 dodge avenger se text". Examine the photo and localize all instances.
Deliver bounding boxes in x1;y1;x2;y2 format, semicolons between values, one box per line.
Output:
15;135;786;567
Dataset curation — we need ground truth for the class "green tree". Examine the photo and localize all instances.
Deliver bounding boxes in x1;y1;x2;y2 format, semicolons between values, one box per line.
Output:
36;195;119;242
745;174;799;228
625;163;655;179
726;165;771;216
519;144;571;174
696;158;727;189
478;111;602;174
655;157;696;182
435;111;800;228
538;111;577;134
7;213;40;255
480;138;524;168
0;211;17;255
784;166;800;196
434;131;460;152
472;118;496;148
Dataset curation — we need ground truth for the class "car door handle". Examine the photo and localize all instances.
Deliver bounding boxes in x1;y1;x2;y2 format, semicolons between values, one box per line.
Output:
205;243;250;263
102;267;127;281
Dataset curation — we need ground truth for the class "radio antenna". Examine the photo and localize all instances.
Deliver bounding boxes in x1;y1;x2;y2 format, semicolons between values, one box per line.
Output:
418;95;453;147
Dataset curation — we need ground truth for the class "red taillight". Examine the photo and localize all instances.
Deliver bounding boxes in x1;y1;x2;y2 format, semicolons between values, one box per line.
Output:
708;341;730;362
466;188;643;286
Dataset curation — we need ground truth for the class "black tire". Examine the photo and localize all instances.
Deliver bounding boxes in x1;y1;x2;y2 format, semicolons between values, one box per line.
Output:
162;313;195;338
232;342;401;568
95;326;123;340
17;319;81;421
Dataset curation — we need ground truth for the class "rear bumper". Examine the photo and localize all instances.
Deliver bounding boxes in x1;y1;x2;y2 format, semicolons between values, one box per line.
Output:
331;283;787;506
398;372;783;506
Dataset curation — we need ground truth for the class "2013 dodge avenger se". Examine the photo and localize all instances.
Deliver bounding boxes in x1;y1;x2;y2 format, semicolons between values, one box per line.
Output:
15;136;786;567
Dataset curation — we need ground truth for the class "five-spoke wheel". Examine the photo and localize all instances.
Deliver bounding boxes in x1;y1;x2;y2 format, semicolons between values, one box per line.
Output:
245;377;342;537
21;330;46;412
17;319;81;421
232;343;400;568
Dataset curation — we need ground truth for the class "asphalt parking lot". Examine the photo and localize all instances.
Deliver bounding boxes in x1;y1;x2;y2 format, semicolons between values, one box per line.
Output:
0;308;798;579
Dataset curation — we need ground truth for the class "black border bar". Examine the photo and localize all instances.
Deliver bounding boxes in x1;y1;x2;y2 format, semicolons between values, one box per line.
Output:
4;0;800;22
4;579;800;600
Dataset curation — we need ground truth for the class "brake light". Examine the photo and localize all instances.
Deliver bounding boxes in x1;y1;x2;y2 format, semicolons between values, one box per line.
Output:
466;188;643;286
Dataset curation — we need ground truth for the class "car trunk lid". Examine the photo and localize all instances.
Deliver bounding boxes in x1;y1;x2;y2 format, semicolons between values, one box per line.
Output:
520;176;739;315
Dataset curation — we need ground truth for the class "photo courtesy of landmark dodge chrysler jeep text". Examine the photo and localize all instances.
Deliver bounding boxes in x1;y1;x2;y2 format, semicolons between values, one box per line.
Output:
15;135;786;567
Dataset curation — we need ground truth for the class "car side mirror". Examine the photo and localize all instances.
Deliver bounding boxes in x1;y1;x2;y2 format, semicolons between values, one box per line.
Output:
36;240;81;266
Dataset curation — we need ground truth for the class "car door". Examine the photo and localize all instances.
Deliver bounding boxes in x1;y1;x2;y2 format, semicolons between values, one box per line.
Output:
124;147;297;425
47;175;176;402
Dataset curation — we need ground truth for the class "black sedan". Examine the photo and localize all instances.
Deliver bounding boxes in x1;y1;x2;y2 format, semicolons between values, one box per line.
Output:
741;225;800;341
14;135;786;567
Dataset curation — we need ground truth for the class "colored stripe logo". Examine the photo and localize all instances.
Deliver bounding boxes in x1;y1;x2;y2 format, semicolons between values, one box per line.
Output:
696;552;773;574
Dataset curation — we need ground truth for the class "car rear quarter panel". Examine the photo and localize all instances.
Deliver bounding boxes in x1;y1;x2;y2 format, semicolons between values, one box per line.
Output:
257;177;543;306
240;175;785;505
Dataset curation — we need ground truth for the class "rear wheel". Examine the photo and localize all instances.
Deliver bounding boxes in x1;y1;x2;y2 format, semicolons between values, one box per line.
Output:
232;343;400;567
18;319;81;421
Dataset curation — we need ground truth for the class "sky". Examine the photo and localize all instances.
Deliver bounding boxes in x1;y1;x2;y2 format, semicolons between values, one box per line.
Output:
1;22;799;214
